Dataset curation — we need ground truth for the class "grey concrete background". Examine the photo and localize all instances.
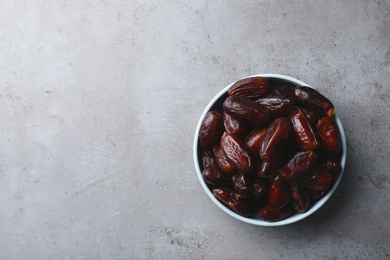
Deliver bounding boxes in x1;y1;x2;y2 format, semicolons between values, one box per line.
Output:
0;0;389;259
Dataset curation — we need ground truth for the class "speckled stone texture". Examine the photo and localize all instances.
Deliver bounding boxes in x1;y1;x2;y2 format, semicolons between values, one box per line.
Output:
0;1;389;259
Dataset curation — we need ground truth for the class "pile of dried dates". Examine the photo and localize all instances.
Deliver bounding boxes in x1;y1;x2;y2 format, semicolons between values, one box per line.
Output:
198;76;342;221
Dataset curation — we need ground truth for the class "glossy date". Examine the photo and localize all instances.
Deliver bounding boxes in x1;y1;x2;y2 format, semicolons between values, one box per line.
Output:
279;151;317;183
258;204;294;221
289;108;321;151
223;96;270;125
213;187;251;217
317;116;340;154
260;117;291;161
295;86;334;116
220;132;252;174
199;111;224;149
228;76;270;98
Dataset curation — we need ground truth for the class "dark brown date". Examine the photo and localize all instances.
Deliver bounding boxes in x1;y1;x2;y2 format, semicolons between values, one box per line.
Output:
253;98;294;119
290;183;309;213
223;96;270;125
257;150;286;178
244;128;267;156
289;108;321;151
232;174;251;200
228;76;270;98
252;179;267;200
307;189;325;200
268;83;296;99
221;132;252;173
279;151;317;183
301;165;333;191
268;174;289;208
260;117;291;161
317;116;340;154
202;150;215;170
199;111;224;149
321;157;342;178
295;86;335;116
223;112;247;136
213;187;251;217
300;106;321;126
202;164;232;186
258;204;294;221
213;145;236;174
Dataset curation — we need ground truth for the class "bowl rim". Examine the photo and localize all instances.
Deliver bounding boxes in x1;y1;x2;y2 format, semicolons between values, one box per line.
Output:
193;73;347;226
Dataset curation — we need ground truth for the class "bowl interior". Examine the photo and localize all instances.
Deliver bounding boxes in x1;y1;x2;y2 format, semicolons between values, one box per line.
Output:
193;74;347;226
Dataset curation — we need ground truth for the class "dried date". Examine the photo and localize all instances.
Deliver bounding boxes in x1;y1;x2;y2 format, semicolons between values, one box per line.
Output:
301;165;333;191
295;86;334;116
232;174;251;200
279;151;317;183
317;116;340;154
260;117;291;161
290;183;309;213
202;150;215;170
257;150;286;178
221;132;252;174
244;128;267;156
223;112;248;136
213;144;236;174
268;83;296;99
213;187;251;217
199;111;224;149
258;204;294;221
223;96;270;125
268;174;289;208
253;98;294;119
289;108;321;151
228;76;270;98
202;164;232;186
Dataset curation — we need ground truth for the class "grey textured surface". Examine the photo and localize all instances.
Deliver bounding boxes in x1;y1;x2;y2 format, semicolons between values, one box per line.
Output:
0;1;389;259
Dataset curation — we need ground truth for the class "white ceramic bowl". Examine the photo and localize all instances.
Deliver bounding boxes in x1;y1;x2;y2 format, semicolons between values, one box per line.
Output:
193;74;347;226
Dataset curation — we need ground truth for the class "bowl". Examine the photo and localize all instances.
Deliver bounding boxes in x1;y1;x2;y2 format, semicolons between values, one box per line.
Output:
193;74;347;226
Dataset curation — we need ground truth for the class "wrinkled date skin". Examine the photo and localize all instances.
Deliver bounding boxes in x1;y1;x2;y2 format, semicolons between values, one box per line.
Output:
199;111;224;149
300;106;321;126
244;128;267;156
223;112;248;136
221;132;252;173
295;86;335;116
257;151;286;178
213;145;236;174
268;174;289;208
290;183;310;213
260;117;292;161
223;96;270;125
289;108;321;151
228;76;270;98
317;116;341;154
301;165;333;191
232;174;251;200
322;157;342;178
279;151;317;183
202;150;215;170
202;164;232;186
212;187;251;217
268;83;296;99
258;204;294;222
253;98;294;119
